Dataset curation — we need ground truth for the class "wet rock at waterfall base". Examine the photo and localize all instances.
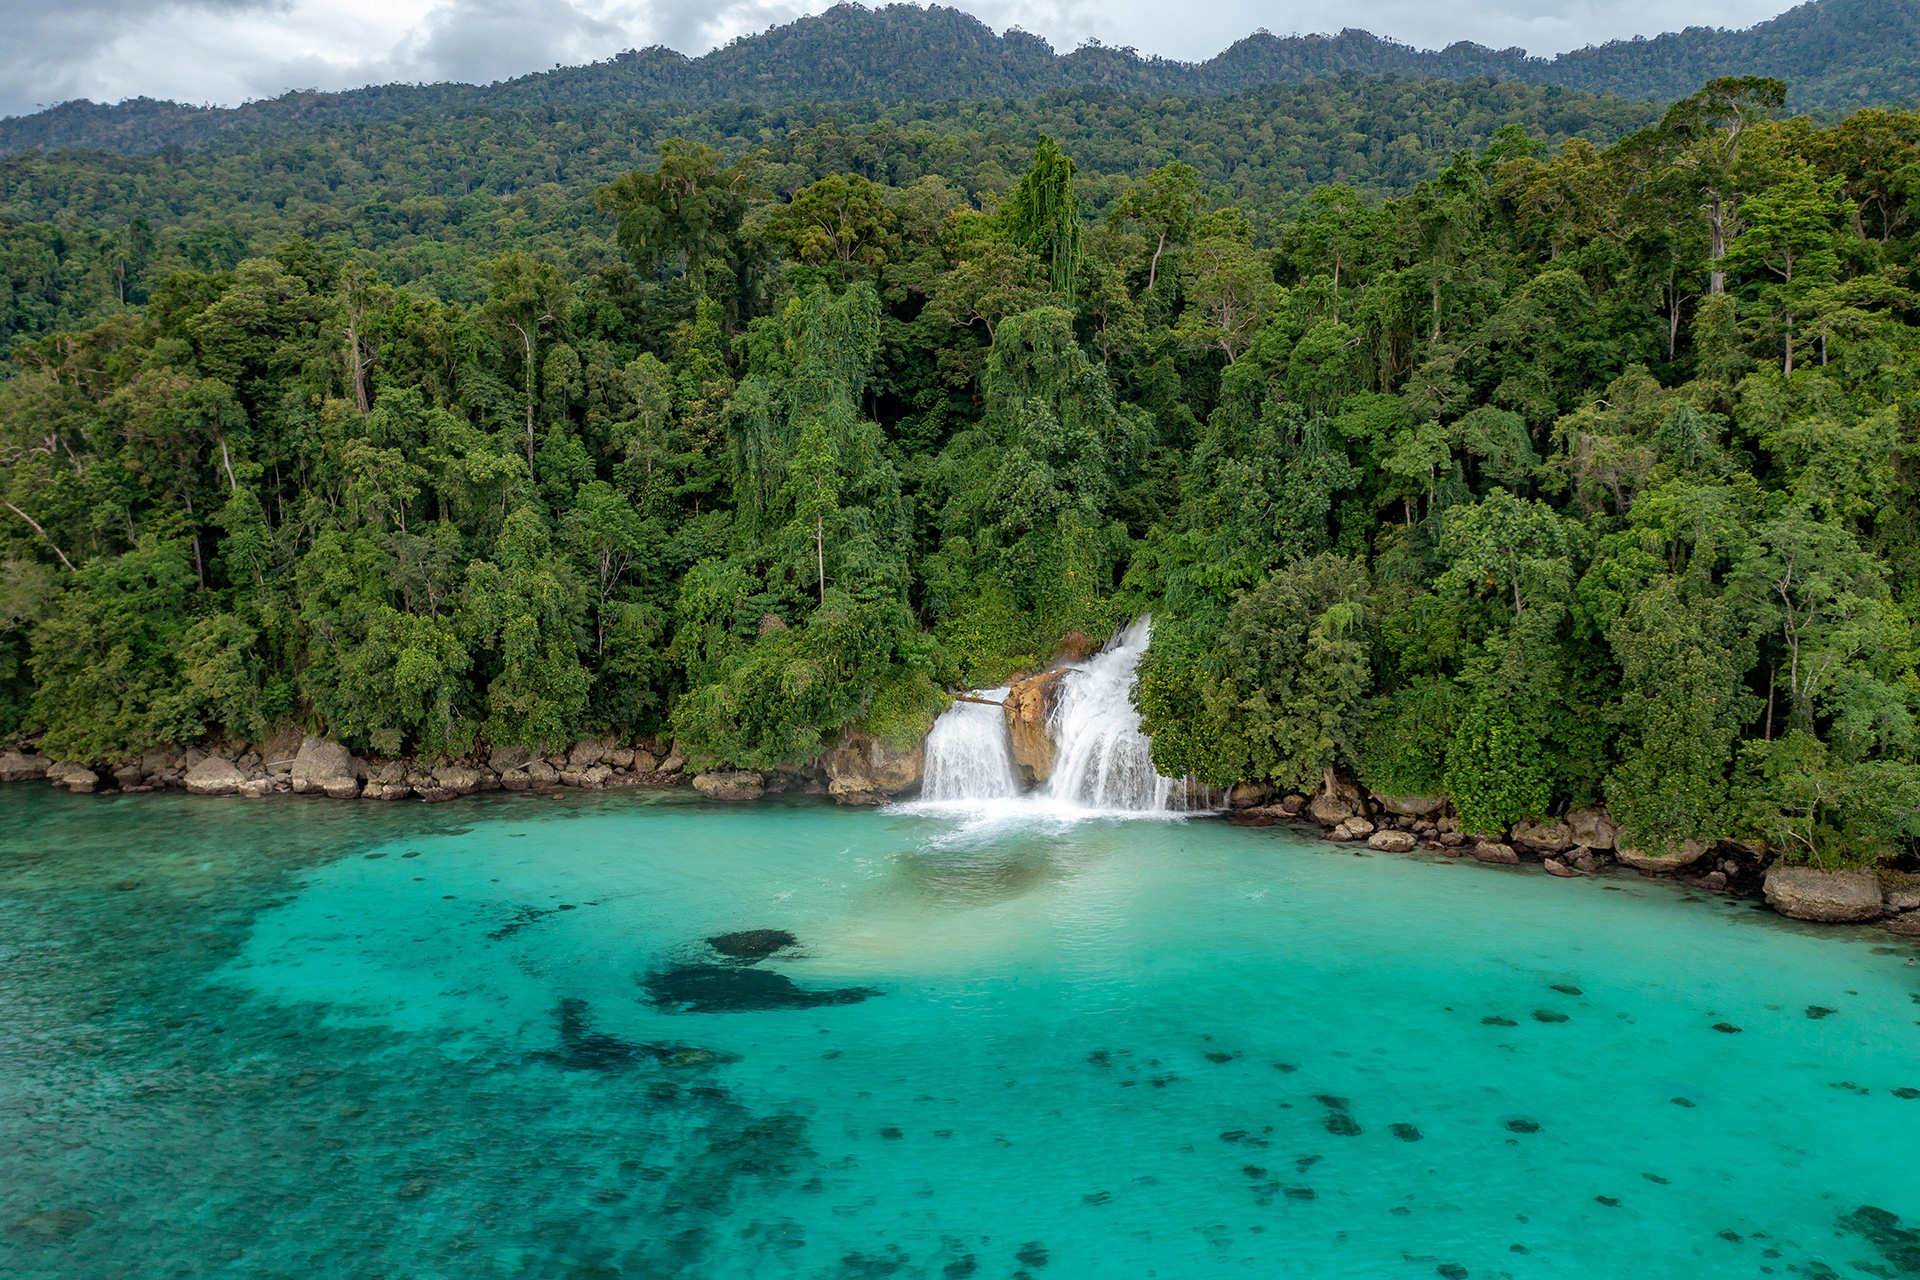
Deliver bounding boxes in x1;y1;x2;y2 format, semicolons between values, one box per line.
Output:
645;963;878;1013
708;928;799;959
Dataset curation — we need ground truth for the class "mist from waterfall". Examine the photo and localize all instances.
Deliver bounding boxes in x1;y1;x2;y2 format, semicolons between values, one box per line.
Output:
906;617;1208;819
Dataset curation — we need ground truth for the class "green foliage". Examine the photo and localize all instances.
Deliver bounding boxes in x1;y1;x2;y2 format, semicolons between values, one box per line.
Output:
0;86;1916;872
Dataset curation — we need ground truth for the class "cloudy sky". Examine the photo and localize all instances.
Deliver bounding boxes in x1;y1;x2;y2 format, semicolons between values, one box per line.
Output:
1;0;1797;119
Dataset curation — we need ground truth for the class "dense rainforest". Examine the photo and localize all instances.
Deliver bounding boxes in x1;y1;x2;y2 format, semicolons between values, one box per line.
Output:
5;0;1920;156
0;74;1917;866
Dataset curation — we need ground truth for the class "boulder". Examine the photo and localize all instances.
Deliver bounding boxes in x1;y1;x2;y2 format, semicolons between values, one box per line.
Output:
322;776;360;799
1615;839;1707;873
1511;817;1574;851
255;726;304;775
0;751;46;782
63;768;101;794
1228;781;1272;810
1371;791;1446;818
1764;865;1886;923
1002;669;1068;787
237;778;277;799
361;781;411;801
1543;857;1580;878
489;744;538;773
1883;911;1920;937
630;749;660;774
1472;841;1520;865
568;737;615;768
1336;817;1375;840
113;764;145;789
138;744;185;775
1279;795;1306;816
606;746;634;769
657;742;685;775
1308;770;1367;826
825;731;924;802
1368;830;1418;853
290;737;358;794
185;756;246;796
432;764;483;796
1570;847;1605;874
1879;869;1920;912
1566;807;1620;850
692;771;765;802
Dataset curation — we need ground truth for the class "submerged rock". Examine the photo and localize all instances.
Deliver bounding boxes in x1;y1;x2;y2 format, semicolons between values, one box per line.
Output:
644;963;877;1013
1764;865;1886;923
708;929;798;959
1883;911;1920;937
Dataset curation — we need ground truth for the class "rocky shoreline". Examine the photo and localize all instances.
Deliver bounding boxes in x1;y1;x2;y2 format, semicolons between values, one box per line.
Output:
1223;773;1920;939
8;694;1918;940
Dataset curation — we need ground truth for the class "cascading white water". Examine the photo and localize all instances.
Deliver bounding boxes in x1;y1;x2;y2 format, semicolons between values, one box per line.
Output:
920;688;1018;800
1044;617;1192;812
911;617;1206;814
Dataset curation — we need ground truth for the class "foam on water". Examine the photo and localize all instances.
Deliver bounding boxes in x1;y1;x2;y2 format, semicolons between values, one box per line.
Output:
4;787;1920;1279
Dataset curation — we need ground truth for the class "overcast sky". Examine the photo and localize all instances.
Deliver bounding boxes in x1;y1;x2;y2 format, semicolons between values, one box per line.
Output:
1;0;1797;119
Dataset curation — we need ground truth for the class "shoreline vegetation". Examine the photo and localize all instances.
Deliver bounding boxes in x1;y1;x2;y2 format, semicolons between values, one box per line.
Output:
2;68;1918;925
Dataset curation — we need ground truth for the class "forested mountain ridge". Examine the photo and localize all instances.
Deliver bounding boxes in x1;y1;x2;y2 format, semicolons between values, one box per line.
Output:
0;78;1661;348
3;0;1917;156
1;75;1918;864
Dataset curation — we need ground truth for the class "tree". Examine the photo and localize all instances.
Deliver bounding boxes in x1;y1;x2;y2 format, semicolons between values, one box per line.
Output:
1111;161;1203;294
1648;76;1786;294
767;173;897;269
998;135;1082;299
596;139;755;293
481;253;570;477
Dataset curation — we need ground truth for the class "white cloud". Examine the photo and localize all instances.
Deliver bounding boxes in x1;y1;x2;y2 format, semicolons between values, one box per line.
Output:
0;0;1803;119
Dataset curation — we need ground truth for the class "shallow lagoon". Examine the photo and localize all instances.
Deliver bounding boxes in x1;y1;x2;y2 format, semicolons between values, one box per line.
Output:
3;787;1919;1279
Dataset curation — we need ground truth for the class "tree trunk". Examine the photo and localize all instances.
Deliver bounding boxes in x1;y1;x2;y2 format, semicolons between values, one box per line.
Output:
1707;195;1727;295
815;513;826;606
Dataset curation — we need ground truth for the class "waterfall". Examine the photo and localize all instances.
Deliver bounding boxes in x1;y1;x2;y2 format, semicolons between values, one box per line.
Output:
921;688;1019;801
910;617;1208;816
1044;617;1193;812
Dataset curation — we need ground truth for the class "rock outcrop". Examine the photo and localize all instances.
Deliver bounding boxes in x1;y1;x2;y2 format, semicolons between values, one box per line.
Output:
1615;838;1706;873
1371;791;1445;818
1002;669;1067;787
1764;865;1885;922
824;731;923;804
692;771;765;801
1368;830;1417;853
1308;771;1367;826
290;737;358;795
1510;817;1574;851
1566;808;1620;850
0;751;46;782
1471;841;1520;864
185;756;246;796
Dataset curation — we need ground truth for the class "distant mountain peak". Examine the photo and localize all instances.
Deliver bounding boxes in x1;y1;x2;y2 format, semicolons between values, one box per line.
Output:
4;0;1916;156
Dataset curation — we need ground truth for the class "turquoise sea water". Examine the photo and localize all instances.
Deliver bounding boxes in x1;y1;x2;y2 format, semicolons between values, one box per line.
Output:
3;787;1919;1279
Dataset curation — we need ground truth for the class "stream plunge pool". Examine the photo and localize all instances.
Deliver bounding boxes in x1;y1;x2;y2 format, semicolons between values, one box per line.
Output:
3;786;1919;1278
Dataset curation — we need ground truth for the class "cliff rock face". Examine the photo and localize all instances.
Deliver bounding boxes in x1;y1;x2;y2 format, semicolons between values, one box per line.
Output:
1764;865;1885;922
1002;669;1068;787
824;732;923;803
